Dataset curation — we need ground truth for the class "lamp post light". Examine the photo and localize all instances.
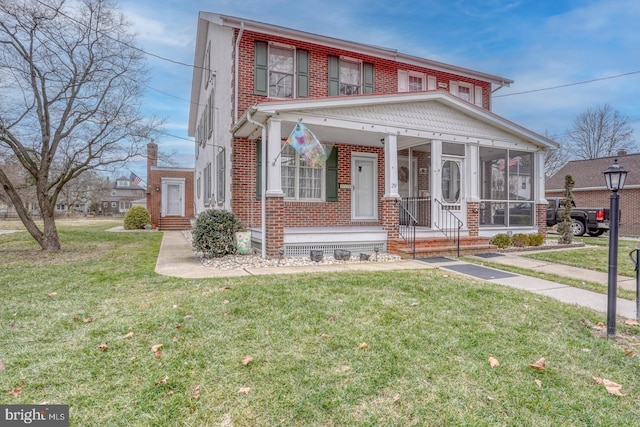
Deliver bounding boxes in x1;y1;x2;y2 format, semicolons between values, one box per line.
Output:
603;159;628;338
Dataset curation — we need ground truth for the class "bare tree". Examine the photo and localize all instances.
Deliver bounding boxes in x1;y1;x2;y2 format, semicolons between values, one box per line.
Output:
566;104;635;160
0;0;159;250
544;131;570;178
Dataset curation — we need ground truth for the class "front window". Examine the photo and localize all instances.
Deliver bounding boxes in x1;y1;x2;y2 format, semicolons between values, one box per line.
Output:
479;148;534;227
339;59;361;95
269;45;294;98
203;163;212;205
281;145;324;200
457;85;471;101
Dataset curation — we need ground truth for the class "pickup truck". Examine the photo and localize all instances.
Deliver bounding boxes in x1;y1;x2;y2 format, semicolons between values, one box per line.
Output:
546;197;611;237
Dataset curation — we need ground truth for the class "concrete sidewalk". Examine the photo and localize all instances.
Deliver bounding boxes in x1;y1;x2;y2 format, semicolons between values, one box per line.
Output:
155;231;638;319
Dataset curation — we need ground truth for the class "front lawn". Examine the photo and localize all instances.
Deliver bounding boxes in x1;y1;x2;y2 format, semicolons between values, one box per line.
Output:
1;222;639;426
527;236;640;278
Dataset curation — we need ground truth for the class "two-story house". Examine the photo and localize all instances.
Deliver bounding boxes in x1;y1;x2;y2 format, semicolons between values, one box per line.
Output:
188;12;557;258
101;176;145;216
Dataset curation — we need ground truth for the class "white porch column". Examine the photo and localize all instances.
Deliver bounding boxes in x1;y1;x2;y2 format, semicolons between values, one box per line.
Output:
431;139;442;225
266;119;284;196
466;143;480;202
384;134;400;198
534;151;547;204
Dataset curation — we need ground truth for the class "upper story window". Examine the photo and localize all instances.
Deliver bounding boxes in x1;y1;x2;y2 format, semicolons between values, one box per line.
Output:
398;70;436;92
329;56;374;96
450;80;483;107
268;45;294;98
339;58;361;95
255;41;309;98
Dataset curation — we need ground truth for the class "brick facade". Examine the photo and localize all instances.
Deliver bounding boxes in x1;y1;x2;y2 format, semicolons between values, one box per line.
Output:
146;143;195;229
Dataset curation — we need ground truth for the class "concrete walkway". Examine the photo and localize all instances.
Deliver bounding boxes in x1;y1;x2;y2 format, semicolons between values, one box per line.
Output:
155;231;638;319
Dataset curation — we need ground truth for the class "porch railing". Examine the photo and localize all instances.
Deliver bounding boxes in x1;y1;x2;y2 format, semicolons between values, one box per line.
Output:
397;201;417;259
433;198;463;257
400;197;431;226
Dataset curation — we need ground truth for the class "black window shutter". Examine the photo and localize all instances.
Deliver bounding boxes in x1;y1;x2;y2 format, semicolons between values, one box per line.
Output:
256;140;262;199
326;147;338;201
254;41;268;96
296;49;309;98
363;62;374;94
328;55;339;96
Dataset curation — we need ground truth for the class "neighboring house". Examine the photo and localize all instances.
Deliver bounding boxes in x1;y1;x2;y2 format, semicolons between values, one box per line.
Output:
188;12;557;258
145;143;195;230
546;153;640;236
101;176;145;216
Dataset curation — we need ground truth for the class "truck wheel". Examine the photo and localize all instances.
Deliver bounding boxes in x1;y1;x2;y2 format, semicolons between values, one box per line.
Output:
571;219;586;236
587;229;605;237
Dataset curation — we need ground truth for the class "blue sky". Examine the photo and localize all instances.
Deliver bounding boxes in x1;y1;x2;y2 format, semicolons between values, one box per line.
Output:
121;0;640;179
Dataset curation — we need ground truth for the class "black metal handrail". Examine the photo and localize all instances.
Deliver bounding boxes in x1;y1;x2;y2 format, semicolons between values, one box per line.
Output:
433;198;463;257
397;201;417;259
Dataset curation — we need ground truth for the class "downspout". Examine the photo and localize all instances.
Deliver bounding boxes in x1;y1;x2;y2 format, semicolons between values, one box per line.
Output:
234;22;245;122
246;109;267;259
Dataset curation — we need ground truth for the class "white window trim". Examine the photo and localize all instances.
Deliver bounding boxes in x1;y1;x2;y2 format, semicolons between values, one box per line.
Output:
268;42;296;99
281;145;326;202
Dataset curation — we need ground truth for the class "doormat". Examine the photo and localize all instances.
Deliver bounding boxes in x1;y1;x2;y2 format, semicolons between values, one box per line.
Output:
419;257;454;263
474;253;505;258
443;264;517;280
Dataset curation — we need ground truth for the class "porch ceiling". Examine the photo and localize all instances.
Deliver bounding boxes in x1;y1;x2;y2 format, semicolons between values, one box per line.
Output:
233;91;558;150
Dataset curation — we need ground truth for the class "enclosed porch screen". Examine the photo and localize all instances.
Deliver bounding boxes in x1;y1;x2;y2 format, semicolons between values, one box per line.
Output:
479;148;534;227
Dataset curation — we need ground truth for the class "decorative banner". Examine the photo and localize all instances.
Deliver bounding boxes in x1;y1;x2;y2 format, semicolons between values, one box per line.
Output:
286;121;328;167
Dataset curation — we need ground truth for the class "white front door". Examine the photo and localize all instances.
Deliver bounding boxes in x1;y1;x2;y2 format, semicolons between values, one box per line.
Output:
161;178;185;217
167;184;181;216
352;155;377;220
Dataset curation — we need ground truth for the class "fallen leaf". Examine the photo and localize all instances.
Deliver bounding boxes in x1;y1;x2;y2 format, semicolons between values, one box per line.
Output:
97;344;108;351
582;348;591;353
151;344;163;352
172;336;179;343
623;319;640;326
154;351;162;359
123;332;134;339
160;322;166;330
223;300;229;304
410;302;419;306
593;377;624;396
48;292;57;298
392;394;401;403
624;348;634;356
83;317;93;323
241;355;254;366
7;387;22;396
596;322;605;328
184;315;192;319
535;379;542;388
192;385;201;399
336;365;352;373
488;356;500;368
359;342;368;349
238;387;251;394
321;333;330;338
175;325;183;329
72;317;80;322
487;396;494;401
328;315;341;322
224;286;232;290
442;274;449;278
155;375;169;385
529;357;546;370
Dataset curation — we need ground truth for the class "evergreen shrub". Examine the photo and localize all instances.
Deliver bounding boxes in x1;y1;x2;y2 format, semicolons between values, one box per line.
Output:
123;206;151;230
192;209;243;257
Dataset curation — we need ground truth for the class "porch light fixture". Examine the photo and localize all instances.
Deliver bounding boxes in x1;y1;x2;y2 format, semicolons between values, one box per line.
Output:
603;159;627;338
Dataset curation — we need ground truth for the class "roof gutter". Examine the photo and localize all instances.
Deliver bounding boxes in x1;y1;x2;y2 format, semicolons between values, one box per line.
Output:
234;22;244;123
246;109;267;259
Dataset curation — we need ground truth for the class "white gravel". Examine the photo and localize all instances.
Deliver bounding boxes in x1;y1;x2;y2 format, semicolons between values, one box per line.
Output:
182;230;401;270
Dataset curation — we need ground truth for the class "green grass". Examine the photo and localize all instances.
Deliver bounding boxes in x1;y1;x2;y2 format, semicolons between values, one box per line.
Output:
1;221;640;426
525;236;640;278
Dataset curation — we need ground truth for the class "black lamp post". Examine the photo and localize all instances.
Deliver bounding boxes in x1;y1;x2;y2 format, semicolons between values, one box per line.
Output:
603;159;628;338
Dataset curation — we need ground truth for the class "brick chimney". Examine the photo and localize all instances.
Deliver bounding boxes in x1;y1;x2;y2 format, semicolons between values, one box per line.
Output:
617;150;627;156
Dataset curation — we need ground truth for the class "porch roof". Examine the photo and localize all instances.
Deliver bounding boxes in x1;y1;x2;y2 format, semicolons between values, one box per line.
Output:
232;91;558;151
